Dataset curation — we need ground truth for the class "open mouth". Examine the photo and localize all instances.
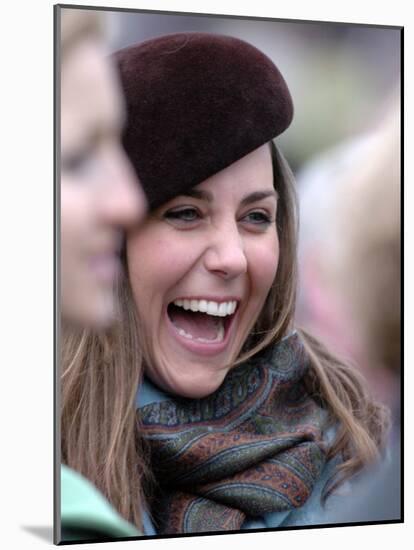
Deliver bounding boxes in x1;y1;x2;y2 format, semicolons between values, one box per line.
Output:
167;298;238;345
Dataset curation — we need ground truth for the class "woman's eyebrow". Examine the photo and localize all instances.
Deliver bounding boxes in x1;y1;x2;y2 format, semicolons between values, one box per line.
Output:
240;190;278;206
181;189;213;202
180;189;277;204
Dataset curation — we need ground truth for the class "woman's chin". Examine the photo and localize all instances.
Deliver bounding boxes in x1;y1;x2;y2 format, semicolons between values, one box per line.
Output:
158;366;230;399
147;324;238;399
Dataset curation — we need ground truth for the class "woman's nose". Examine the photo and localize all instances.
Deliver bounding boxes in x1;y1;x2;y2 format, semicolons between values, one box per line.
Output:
99;151;147;235
101;146;147;227
203;222;247;279
112;158;147;227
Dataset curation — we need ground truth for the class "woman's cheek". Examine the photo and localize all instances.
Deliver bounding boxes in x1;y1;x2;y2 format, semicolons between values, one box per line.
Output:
127;231;194;296
249;238;279;290
154;238;193;274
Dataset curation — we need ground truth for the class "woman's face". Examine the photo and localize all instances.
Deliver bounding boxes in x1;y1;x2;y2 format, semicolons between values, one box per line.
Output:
127;144;279;398
61;38;146;327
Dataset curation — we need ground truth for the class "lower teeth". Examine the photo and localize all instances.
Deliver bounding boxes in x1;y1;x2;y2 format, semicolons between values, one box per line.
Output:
177;321;224;343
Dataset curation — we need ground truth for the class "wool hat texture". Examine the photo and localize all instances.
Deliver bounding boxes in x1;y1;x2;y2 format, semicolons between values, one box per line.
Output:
114;32;294;209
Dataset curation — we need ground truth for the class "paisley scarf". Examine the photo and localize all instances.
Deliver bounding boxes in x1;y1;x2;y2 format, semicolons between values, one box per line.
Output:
137;333;330;534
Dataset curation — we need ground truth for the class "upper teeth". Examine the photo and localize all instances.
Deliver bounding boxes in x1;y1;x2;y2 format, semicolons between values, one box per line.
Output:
173;299;237;317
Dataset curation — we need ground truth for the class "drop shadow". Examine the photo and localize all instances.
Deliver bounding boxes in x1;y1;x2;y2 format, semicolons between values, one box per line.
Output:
21;525;54;543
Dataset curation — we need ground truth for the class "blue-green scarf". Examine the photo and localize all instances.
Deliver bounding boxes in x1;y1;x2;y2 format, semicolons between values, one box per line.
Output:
138;333;329;534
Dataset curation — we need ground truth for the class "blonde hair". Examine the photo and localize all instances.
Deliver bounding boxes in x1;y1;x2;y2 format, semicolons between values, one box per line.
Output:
60;8;103;60
331;109;401;374
61;142;389;528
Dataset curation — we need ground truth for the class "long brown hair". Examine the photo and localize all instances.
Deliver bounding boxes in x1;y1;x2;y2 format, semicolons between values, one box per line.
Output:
61;278;151;531
237;143;389;500
237;143;389;499
60;141;389;527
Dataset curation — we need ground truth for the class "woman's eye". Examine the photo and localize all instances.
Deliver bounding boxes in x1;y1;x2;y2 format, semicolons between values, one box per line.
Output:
242;210;273;226
61;146;97;176
164;207;200;223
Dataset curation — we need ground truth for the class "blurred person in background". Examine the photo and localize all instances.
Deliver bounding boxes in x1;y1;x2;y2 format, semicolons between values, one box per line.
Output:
62;32;390;537
59;7;147;542
315;103;401;522
296;92;400;410
328;103;400;392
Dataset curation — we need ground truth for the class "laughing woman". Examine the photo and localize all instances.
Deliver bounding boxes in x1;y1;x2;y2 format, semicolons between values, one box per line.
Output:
62;33;389;535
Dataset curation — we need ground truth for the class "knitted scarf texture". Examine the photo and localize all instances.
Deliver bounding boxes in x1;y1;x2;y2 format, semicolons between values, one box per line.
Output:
138;333;329;534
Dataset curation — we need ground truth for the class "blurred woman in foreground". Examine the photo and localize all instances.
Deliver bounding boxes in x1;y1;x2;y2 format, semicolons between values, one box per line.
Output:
60;8;145;328
59;7;146;542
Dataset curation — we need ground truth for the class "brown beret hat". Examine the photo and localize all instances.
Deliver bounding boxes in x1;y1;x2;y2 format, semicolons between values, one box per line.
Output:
114;32;293;209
